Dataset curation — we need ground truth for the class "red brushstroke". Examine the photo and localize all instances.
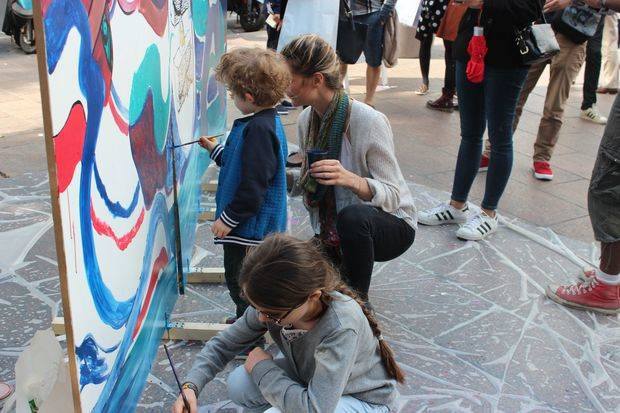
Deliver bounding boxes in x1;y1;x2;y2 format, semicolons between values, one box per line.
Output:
129;94;168;209
132;247;168;340
53;102;87;194
117;0;168;36
108;98;129;135
90;204;145;250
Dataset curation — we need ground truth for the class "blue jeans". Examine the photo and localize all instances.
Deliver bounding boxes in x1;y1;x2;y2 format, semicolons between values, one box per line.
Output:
227;363;390;413
451;62;529;211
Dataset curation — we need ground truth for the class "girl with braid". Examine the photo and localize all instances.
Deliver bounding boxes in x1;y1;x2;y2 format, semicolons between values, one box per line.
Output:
173;234;403;413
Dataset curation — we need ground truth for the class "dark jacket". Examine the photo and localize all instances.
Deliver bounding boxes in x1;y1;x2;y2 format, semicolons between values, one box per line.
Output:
454;0;543;68
212;108;288;246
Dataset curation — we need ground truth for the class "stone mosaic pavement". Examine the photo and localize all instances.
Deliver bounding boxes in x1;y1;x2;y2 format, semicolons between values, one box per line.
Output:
1;170;619;412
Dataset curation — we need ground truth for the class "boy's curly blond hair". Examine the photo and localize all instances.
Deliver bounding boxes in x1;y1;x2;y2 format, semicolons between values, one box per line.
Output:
215;47;292;107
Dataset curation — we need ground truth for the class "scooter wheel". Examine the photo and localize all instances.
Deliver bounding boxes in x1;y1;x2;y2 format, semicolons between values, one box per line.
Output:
19;21;36;54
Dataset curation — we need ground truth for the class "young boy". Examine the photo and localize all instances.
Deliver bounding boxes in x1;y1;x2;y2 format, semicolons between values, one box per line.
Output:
199;48;291;322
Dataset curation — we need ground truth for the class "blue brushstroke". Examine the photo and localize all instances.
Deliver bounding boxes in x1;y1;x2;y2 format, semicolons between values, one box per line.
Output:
92;192;173;411
93;161;140;218
45;0;134;330
110;83;129;118
76;334;119;390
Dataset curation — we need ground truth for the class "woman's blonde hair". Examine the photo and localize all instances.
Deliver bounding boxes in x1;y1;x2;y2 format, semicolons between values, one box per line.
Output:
280;35;341;90
239;234;406;384
215;47;291;107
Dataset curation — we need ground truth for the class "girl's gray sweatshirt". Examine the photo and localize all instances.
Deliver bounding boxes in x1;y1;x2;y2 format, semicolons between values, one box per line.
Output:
184;292;398;413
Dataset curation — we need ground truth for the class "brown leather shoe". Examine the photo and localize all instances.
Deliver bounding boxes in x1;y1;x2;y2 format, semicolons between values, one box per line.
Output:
426;89;456;113
596;87;618;94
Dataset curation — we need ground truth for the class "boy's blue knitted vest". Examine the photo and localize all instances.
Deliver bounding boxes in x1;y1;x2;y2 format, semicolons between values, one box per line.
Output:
215;116;288;241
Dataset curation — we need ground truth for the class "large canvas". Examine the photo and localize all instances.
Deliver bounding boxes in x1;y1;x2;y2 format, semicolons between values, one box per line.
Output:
33;0;227;410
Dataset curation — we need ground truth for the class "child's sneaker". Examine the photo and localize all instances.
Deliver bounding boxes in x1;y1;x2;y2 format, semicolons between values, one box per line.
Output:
533;161;554;181
456;211;498;241
546;277;620;315
479;154;490;172
418;202;469;226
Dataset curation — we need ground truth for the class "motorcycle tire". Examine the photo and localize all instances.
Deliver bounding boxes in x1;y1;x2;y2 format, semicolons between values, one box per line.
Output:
239;2;266;32
18;20;35;54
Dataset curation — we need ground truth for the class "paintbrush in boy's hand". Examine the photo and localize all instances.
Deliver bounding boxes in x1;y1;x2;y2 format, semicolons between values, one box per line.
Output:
172;133;224;149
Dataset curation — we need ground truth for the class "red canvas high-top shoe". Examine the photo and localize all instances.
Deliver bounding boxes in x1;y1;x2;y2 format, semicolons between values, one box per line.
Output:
547;277;620;314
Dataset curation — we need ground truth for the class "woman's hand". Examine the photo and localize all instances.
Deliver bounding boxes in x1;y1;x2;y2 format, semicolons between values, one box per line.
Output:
244;347;273;373
171;388;198;413
211;218;232;238
310;160;358;188
198;136;217;152
543;0;571;13
463;0;483;9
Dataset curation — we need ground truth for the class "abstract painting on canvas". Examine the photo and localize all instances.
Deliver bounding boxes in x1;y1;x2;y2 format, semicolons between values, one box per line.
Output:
33;0;227;410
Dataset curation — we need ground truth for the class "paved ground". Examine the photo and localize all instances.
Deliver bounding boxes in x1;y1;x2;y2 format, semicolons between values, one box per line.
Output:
1;17;619;413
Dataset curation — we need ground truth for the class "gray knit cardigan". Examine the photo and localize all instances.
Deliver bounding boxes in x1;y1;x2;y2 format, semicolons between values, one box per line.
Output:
294;100;417;232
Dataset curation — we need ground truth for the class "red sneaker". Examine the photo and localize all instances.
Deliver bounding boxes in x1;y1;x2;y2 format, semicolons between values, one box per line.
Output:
479;154;489;172
546;277;620;314
533;161;554;181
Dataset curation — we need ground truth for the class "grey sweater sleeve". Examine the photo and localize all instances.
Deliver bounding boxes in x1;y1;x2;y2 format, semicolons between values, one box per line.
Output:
183;309;267;392
363;112;403;213
250;329;359;413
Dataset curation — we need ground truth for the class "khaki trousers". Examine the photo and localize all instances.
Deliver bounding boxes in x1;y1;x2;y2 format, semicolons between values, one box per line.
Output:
483;33;586;161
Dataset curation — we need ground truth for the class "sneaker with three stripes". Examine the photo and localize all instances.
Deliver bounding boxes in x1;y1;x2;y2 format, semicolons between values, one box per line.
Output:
418;202;469;226
456;211;498;241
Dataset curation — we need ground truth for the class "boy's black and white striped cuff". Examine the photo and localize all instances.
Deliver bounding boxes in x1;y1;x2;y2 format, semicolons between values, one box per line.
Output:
220;210;239;228
210;144;224;163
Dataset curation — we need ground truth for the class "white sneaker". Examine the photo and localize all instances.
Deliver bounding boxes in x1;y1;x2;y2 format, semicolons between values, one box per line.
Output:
456;211;499;241
418;202;470;226
580;106;607;125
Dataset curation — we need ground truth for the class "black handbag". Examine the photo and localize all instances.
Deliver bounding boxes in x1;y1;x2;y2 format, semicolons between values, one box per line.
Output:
515;13;560;65
551;4;602;44
336;0;368;64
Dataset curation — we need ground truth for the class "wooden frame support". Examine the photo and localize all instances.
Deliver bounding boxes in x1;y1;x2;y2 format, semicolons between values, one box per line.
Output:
187;267;225;284
53;317;273;343
201;180;218;192
53;317;228;341
198;207;216;222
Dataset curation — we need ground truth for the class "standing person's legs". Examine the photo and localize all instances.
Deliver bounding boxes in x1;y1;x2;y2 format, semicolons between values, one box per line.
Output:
266;25;280;51
365;65;382;106
547;94;620;313
223;244;249;319
533;34;586;163
416;34;434;94
444;40;456;93
483;59;547;158
336;205;415;301
581;19;605;111
451;61;486;204
426;40;457;111
600;14;619;91
480;66;529;211
362;11;384;106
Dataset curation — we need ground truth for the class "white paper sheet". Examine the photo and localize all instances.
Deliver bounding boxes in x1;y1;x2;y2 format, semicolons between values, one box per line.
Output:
277;0;340;51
